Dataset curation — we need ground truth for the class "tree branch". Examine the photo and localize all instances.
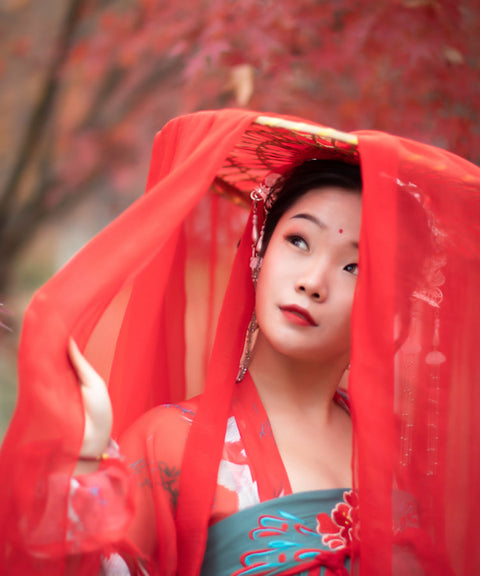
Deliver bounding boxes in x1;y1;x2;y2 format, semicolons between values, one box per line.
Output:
0;168;104;276
0;0;89;226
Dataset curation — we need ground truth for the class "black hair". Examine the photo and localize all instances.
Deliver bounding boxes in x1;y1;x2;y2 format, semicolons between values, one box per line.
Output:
260;159;362;255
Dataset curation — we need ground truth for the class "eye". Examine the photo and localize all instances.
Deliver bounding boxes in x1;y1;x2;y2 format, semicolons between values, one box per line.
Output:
344;263;359;277
287;234;308;250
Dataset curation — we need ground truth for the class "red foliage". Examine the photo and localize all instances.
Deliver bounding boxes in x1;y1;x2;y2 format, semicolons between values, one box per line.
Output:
51;0;480;184
1;0;479;280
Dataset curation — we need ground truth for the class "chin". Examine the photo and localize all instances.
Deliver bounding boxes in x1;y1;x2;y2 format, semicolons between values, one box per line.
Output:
277;345;348;366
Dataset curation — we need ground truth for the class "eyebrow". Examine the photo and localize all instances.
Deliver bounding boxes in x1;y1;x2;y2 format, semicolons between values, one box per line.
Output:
291;213;359;249
291;213;326;228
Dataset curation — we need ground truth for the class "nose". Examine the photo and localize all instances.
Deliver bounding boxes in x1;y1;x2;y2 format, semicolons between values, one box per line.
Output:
295;262;328;302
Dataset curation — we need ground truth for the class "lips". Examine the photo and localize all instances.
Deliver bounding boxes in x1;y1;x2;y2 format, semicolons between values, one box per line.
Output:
280;305;317;327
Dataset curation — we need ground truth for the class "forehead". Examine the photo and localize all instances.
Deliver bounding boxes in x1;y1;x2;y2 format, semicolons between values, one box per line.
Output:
282;186;362;221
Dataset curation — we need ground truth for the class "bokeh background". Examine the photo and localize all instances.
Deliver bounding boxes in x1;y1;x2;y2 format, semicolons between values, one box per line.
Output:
1;0;479;440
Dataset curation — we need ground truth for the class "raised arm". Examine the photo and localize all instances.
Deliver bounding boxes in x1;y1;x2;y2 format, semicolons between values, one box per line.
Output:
68;338;113;475
67;339;178;571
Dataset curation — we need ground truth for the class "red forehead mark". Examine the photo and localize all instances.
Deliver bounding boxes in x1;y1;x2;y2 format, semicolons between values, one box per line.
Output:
339;229;343;234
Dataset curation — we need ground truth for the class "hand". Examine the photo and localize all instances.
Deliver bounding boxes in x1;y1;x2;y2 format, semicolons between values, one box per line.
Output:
68;338;113;467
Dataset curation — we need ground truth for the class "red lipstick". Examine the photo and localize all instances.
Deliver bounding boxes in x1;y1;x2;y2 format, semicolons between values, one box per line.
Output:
280;305;317;327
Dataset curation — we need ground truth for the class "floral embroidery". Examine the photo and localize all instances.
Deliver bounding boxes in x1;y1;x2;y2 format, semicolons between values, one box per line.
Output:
230;505;354;576
231;510;325;575
316;491;357;550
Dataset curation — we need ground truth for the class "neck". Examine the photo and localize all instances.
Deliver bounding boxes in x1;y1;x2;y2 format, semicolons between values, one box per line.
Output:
248;330;349;424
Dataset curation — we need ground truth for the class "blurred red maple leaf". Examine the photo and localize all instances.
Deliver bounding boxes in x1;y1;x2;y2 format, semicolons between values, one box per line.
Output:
0;0;478;294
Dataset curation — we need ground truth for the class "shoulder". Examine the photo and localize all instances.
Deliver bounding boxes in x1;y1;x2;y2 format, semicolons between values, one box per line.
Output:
138;398;199;430
119;396;201;465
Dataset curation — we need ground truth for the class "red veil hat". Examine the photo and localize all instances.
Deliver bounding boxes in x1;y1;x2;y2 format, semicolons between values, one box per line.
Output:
0;109;479;575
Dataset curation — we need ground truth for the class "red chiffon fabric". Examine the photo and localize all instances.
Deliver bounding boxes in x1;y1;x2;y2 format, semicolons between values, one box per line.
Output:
0;109;479;575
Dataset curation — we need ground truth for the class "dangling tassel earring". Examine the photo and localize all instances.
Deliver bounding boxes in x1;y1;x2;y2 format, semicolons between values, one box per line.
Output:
250;188;264;286
236;311;258;382
238;175;281;382
249;172;282;284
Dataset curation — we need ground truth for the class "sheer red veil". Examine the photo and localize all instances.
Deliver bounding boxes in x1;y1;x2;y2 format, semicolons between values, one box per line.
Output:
0;109;479;575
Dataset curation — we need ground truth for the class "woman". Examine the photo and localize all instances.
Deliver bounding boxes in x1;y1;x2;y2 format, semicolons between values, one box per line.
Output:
0;109;479;575
70;158;361;575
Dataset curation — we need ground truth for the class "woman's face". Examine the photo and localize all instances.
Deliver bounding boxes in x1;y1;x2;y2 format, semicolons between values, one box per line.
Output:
255;187;361;366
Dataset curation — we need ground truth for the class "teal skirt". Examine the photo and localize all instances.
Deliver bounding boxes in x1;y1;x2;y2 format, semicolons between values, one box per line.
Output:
201;489;352;575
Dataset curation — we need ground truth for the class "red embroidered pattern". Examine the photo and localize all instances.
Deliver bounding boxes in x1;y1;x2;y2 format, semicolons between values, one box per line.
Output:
316;491;358;550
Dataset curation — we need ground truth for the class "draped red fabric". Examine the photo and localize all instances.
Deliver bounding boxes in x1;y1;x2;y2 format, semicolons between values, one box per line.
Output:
0;109;257;573
352;131;480;575
0;109;479;575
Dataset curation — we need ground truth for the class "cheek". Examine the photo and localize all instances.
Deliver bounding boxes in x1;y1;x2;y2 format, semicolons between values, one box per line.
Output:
253;250;287;329
254;262;273;317
332;289;355;327
255;246;280;293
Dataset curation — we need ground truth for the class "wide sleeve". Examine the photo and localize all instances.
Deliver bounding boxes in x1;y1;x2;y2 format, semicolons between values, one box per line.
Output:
118;401;197;576
4;402;196;576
